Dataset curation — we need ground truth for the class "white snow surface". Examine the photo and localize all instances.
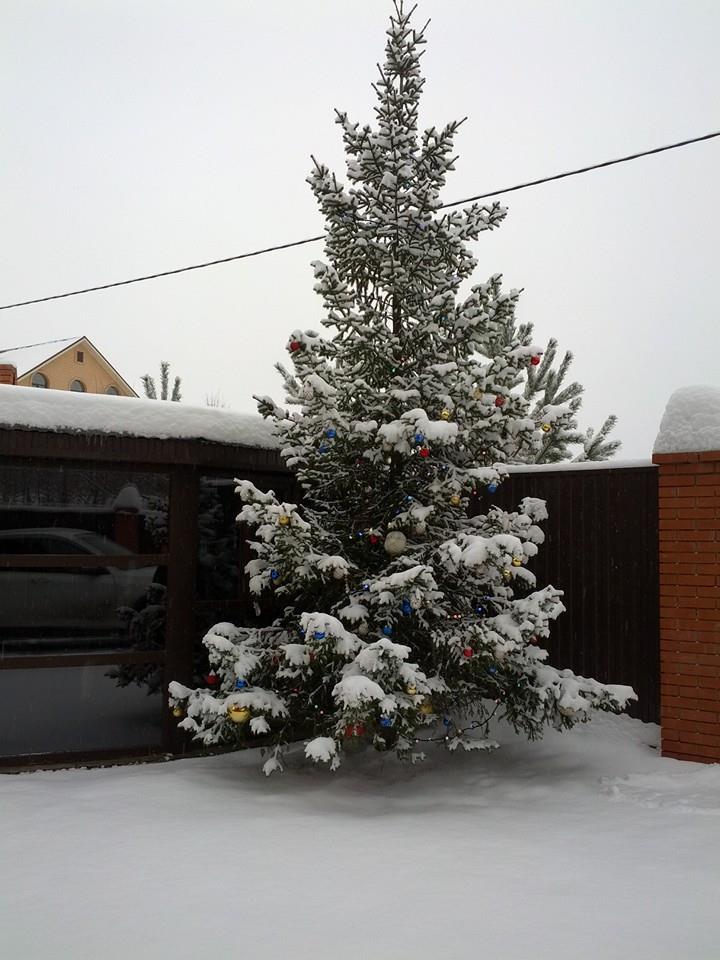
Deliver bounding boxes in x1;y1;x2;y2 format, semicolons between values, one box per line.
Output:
0;383;279;448
1;714;718;960
505;458;653;474
654;384;720;454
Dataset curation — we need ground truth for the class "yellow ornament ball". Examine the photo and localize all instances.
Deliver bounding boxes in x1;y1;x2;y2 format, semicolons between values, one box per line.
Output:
171;706;184;719
440;408;451;421
502;568;512;581
278;514;290;526
406;684;417;696
227;704;251;725
419;700;434;716
512;557;523;567
450;494;461;507
541;423;552;433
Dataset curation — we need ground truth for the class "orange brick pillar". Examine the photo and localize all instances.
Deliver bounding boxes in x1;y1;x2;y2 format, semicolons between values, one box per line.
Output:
654;450;720;763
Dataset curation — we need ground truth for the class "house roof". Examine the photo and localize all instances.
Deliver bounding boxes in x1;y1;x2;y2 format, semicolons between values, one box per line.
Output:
0;383;279;449
0;336;138;396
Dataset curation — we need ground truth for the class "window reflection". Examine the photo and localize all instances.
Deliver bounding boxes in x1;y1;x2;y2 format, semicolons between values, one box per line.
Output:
0;665;163;756
196;477;242;601
0;464;170;658
0;464;169;553
0;557;166;657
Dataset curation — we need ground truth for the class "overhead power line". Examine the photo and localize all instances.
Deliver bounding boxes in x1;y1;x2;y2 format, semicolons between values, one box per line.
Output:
0;335;77;356
1;129;718;313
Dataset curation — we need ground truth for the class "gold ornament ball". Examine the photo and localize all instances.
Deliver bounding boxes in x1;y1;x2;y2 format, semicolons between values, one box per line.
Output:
419;700;434;716
171;706;184;718
278;514;290;526
541;423;552;433
450;494;461;507
502;568;512;581
512;557;523;567
406;684;418;696
227;704;251;725
440;408;451;421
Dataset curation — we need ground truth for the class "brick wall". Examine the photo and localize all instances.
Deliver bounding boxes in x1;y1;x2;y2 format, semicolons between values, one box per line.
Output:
0;364;17;385
654;450;720;763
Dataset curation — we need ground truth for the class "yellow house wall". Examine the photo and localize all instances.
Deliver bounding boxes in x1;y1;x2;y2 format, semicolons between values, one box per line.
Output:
16;344;134;396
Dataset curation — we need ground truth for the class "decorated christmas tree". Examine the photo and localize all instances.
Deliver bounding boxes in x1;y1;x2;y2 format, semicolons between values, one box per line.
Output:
170;1;635;774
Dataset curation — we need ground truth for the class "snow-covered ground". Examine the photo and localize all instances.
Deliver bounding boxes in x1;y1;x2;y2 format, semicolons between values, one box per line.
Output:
2;715;718;960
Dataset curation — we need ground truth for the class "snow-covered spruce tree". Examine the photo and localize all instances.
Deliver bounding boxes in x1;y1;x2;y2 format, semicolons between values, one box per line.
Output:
488;321;620;464
169;1;635;774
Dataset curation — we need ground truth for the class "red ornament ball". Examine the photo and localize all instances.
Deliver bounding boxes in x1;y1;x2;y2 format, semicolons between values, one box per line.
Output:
289;339;302;352
205;672;218;686
530;355;541;366
419;447;430;458
494;395;506;408
369;534;380;545
345;723;365;738
462;647;473;658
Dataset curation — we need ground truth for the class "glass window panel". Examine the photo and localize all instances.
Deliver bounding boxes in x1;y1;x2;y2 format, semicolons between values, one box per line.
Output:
0;567;167;659
196;477;244;601
0;463;169;553
0;665;163;757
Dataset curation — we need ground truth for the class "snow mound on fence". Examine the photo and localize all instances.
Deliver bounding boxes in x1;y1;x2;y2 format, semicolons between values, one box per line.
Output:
0;383;279;449
654;385;720;454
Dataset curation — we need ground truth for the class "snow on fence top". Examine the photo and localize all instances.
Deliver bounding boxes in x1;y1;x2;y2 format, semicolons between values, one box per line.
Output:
0;384;279;449
505;459;652;474
654;385;720;454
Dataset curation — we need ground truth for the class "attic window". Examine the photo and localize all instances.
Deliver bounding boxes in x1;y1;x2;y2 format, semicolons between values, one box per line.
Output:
76;351;84;363
31;372;48;388
69;379;86;392
106;385;119;395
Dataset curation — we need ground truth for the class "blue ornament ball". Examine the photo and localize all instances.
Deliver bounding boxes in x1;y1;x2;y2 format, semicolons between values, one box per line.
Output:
318;442;330;454
443;716;452;728
487;482;498;494
361;583;370;592
314;630;326;640
475;605;487;616
379;716;394;728
487;665;497;675
326;428;337;439
401;599;413;616
270;569;280;581
382;625;393;637
234;678;248;690
414;432;425;445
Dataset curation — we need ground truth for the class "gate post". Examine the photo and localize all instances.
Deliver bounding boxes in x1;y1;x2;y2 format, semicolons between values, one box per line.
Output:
654;446;720;763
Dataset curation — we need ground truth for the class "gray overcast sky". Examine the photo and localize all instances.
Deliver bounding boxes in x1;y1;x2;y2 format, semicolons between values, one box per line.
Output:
1;0;718;457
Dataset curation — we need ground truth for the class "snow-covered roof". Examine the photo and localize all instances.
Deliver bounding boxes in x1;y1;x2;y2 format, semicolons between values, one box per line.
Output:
0;383;279;449
0;337;79;376
654;385;720;454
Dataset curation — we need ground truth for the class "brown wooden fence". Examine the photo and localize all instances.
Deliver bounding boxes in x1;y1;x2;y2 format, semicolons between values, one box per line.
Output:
478;464;660;724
